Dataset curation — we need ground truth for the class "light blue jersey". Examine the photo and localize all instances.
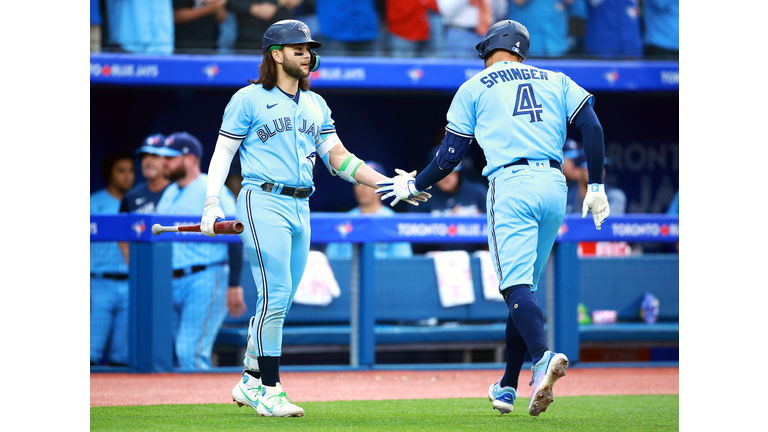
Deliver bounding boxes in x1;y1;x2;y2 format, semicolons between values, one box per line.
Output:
219;84;336;191
156;174;236;269
90;189;128;274
90;188;129;365
446;60;593;177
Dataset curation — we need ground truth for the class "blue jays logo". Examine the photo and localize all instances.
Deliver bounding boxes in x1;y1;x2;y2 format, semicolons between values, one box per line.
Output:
407;67;424;83
306;151;317;169
131;219;146;238
147;135;162;146
203;64;220;80
299;24;310;38
335;221;353;238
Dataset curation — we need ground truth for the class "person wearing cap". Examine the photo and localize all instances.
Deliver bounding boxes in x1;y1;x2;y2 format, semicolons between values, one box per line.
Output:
119;133;172;215
325;161;414;260
117;133;174;268
90;151;135;367
199;20;429;417
155;131;246;370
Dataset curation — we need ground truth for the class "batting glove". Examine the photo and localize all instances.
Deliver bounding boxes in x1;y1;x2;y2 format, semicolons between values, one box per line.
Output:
201;196;225;237
582;183;610;230
375;169;432;207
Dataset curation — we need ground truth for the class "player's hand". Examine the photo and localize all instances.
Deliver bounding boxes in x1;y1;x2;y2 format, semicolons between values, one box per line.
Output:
582;183;610;230
227;286;247;318
375;169;432;207
201;196;225;237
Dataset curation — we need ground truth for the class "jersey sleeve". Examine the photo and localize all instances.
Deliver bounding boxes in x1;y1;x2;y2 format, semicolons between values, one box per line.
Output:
562;74;595;125
445;84;476;138
219;89;253;140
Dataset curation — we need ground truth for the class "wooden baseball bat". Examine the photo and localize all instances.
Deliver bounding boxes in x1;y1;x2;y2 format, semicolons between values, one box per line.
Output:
151;220;245;235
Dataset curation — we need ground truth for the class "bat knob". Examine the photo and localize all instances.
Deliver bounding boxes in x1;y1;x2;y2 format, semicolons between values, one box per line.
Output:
151;224;163;235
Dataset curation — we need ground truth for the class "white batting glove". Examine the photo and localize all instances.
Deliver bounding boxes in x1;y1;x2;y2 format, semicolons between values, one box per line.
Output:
582;183;610;230
375;169;432;207
201;196;225;237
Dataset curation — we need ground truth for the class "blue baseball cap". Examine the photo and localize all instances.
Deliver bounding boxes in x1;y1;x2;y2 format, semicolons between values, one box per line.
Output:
135;133;167;156
161;132;203;158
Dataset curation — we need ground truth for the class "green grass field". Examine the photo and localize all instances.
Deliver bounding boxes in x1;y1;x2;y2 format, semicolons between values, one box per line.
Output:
91;395;678;431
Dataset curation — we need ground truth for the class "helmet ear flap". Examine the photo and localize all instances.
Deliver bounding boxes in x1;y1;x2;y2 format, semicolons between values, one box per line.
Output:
309;50;320;72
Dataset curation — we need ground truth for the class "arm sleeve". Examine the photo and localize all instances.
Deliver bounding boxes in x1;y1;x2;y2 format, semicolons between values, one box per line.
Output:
206;134;242;199
573;103;605;184
228;243;244;286
414;129;473;191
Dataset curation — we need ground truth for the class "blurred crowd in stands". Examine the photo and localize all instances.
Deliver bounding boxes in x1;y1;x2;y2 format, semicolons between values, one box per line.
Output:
90;0;678;60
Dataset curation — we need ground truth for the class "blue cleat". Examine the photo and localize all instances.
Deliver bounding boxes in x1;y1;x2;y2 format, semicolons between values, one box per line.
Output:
527;351;568;416
488;381;517;414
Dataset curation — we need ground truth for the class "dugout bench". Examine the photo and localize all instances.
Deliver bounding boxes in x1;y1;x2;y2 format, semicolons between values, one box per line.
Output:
214;252;679;365
89;213;679;373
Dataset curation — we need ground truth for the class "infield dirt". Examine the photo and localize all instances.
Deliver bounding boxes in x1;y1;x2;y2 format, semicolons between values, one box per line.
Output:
91;367;678;407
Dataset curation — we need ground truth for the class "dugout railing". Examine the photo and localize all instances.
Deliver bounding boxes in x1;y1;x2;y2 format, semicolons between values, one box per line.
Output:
89;213;679;373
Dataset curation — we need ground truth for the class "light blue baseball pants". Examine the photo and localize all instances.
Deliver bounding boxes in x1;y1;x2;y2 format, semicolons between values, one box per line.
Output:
487;162;568;293
237;187;311;361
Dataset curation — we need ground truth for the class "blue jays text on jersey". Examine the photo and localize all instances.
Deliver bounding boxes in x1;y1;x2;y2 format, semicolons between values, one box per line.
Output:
219;84;335;190
253;117;323;144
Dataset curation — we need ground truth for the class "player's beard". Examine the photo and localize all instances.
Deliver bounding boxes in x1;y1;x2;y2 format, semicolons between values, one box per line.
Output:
165;164;186;182
283;58;309;80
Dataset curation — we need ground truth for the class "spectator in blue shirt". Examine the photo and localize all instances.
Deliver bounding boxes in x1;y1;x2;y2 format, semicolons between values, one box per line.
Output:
508;0;581;58
584;0;642;59
102;0;174;54
315;0;380;56
325;161;413;260
642;0;679;59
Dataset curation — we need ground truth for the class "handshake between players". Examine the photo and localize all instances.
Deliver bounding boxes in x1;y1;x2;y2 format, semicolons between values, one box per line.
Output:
200;165;610;237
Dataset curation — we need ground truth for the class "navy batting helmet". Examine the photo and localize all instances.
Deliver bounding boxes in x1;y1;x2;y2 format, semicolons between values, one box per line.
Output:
262;20;322;71
475;20;530;60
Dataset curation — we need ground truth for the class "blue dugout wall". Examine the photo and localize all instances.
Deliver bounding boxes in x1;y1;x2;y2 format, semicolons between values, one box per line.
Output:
91;213;679;372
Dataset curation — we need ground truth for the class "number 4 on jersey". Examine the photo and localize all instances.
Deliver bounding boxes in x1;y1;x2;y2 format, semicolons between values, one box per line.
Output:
513;83;543;122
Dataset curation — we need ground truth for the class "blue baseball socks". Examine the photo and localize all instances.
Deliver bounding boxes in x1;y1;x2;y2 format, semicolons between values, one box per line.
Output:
499;285;548;389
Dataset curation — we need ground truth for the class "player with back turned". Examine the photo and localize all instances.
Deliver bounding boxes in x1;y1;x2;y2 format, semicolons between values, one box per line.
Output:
377;20;610;417
198;20;430;418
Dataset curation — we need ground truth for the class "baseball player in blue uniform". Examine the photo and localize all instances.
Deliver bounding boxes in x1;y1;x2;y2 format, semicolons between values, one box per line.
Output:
155;132;246;370
90;152;135;366
198;20;430;417
120;133;171;214
377;20;610;416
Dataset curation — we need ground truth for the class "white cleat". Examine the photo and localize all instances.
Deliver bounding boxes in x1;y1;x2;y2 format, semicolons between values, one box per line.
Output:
232;373;261;411
256;383;305;417
528;351;568;417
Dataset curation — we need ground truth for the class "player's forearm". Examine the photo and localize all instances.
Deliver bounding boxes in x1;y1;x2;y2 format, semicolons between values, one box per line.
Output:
206;134;241;199
573;104;605;184
414;129;473;190
327;143;386;188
